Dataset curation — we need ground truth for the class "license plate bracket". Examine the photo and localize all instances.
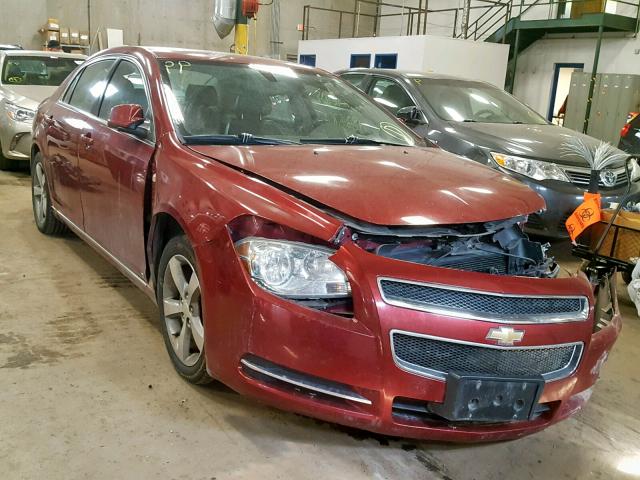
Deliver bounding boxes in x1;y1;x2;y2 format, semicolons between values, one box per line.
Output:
429;372;544;423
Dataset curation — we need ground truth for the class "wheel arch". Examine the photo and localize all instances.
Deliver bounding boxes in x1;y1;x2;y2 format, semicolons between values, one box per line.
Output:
147;210;189;289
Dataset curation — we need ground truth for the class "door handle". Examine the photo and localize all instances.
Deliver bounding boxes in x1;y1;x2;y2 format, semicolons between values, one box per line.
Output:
80;132;94;149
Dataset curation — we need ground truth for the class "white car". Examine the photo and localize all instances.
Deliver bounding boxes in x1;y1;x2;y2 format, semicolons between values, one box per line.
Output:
0;50;85;169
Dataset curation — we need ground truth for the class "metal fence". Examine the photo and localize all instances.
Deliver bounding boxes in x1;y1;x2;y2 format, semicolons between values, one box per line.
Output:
301;0;640;42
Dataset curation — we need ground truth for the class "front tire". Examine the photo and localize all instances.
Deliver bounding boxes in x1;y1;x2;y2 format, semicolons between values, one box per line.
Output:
31;153;66;235
157;235;212;385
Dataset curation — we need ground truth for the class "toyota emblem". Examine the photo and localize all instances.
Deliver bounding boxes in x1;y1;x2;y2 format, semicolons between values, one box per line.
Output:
599;170;617;187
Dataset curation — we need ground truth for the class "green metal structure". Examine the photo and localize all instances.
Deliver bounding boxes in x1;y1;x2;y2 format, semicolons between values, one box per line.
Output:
473;1;640;133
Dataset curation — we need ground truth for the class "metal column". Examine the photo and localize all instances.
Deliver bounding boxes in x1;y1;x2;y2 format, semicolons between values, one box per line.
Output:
234;0;249;54
462;0;471;38
507;27;520;93
583;23;604;134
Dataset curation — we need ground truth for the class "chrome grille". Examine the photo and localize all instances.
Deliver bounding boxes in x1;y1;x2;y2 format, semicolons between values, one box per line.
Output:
563;166;628;189
378;278;589;323
391;331;583;382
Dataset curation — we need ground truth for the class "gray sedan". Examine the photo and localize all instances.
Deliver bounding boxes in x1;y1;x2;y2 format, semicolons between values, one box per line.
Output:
338;68;637;238
0;50;85;169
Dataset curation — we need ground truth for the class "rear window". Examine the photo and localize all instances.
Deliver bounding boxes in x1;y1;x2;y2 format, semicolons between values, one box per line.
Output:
1;55;83;86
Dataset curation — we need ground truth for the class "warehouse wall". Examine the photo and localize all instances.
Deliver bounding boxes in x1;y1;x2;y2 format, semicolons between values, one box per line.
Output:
0;0;356;59
299;34;509;86
1;0;49;50
513;34;640;116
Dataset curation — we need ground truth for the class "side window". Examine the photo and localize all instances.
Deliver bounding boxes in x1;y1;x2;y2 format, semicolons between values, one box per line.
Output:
341;73;367;92
98;60;151;125
369;77;414;114
62;72;81;103
67;60;115;114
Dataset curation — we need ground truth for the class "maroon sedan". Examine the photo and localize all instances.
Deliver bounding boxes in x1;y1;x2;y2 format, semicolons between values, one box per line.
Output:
30;47;620;442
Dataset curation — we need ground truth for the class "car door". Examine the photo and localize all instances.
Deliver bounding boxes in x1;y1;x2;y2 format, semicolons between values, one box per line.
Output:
46;59;116;227
78;58;155;278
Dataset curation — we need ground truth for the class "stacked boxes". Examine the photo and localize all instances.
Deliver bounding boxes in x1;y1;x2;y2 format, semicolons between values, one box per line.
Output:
59;27;70;44
70;29;80;45
40;18;89;49
42;17;60;44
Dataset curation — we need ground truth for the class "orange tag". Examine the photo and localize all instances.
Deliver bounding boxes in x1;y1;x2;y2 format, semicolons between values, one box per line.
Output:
583;192;601;209
565;193;602;242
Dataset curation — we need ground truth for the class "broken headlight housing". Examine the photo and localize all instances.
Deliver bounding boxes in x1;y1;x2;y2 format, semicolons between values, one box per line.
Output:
491;152;570;182
236;237;351;299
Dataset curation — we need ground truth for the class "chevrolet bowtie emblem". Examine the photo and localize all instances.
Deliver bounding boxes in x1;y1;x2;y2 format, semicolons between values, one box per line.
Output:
486;326;524;346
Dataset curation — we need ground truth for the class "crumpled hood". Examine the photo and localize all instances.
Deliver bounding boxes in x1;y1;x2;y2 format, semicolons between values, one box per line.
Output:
189;144;546;226
1;85;57;110
450;122;625;168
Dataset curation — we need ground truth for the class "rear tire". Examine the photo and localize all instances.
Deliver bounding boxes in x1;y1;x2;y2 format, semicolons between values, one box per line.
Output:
157;235;213;385
31;152;66;235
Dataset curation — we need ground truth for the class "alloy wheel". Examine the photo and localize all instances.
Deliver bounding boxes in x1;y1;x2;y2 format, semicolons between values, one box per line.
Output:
162;255;204;367
33;162;47;226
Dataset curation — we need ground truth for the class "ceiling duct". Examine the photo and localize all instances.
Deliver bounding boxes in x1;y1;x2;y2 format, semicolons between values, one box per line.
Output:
213;0;236;39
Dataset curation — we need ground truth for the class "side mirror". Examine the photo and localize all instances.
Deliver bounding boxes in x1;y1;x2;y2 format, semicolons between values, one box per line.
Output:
396;106;426;126
108;104;147;138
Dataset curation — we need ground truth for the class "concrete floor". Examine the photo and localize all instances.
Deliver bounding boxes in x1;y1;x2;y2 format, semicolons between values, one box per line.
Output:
1;167;639;480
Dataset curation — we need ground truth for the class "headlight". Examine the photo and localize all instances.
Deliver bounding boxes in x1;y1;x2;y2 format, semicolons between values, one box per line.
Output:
491;152;570;182
236;237;351;298
6;102;35;123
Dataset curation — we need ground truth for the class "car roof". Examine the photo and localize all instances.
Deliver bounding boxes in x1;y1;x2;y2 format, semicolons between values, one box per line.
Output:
0;44;22;50
95;46;325;73
336;68;473;82
1;50;86;59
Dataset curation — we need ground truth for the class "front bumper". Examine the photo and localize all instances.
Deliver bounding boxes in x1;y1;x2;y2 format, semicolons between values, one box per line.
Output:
195;238;621;442
516;175;640;238
0;112;32;161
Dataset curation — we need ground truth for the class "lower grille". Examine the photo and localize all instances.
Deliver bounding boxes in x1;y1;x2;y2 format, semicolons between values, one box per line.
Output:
379;278;588;323
431;251;507;274
525;213;545;231
558;211;572;233
391;397;553;424
391;331;583;382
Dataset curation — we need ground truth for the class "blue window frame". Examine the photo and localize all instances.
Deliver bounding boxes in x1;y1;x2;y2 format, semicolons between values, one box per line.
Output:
350;54;371;68
374;53;398;69
299;54;316;67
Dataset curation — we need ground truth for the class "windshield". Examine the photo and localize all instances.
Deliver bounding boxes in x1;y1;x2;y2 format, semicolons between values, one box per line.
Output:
159;59;417;146
1;55;83;86
412;78;547;125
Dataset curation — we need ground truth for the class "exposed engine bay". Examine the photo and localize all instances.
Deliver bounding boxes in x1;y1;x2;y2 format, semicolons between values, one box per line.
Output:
347;216;558;278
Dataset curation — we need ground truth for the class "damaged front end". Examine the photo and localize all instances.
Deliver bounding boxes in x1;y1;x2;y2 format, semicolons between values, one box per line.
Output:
343;215;558;278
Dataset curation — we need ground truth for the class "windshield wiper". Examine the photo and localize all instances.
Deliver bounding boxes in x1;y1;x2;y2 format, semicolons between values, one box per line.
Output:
300;136;405;146
462;119;477;122
183;133;300;145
